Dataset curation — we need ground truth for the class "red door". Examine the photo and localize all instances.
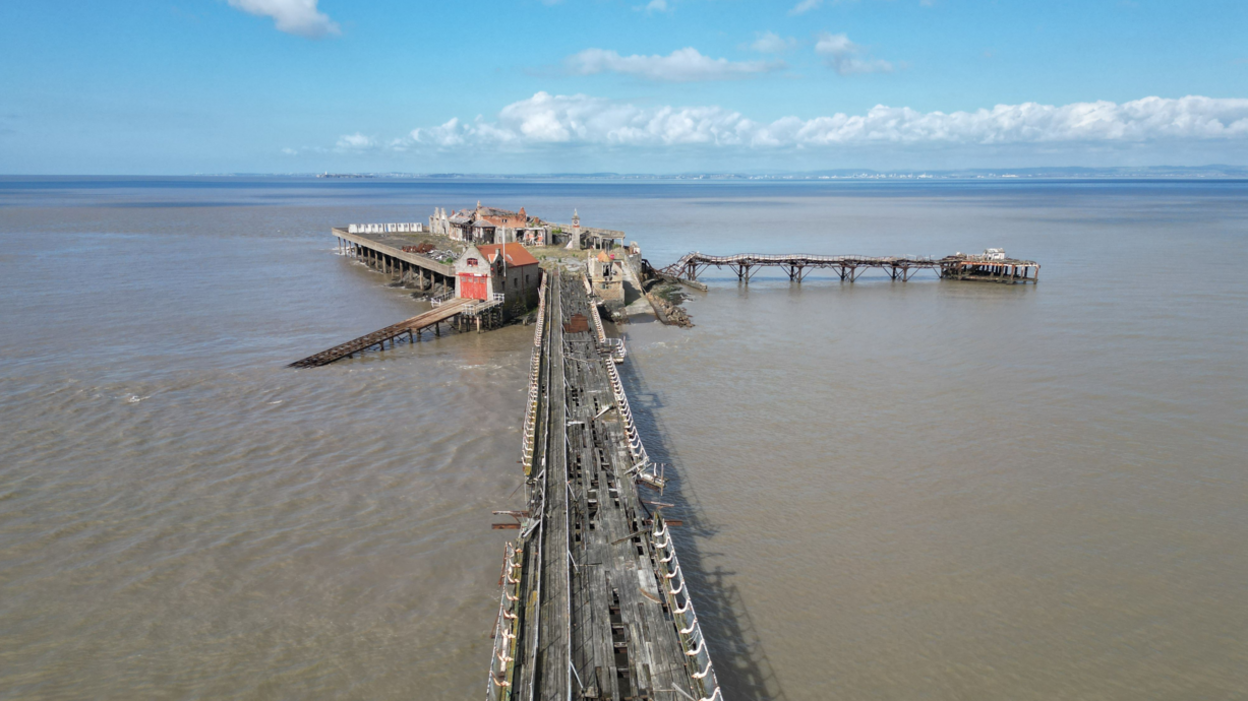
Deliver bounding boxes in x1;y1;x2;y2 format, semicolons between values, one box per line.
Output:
458;273;488;300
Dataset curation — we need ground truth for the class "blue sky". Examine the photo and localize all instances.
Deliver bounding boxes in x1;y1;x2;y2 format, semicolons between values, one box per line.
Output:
3;0;1247;174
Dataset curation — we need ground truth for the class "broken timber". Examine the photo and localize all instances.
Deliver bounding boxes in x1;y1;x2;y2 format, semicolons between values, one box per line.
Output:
488;271;722;701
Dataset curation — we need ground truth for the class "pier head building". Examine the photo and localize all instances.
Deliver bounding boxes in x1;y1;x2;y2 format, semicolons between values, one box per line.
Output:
454;242;542;311
430;202;550;246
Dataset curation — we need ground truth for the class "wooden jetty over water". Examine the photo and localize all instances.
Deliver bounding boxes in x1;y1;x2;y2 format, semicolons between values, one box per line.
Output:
662;251;1040;284
288;297;505;368
489;271;722;701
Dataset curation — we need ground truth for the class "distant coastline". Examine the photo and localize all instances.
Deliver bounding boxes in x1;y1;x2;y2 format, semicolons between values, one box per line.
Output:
6;167;1248;181
196;165;1248;181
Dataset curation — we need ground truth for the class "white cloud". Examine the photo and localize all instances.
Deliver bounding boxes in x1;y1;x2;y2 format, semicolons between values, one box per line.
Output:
565;47;786;82
336;133;375;149
815;32;895;74
749;31;799;54
641;0;670;13
227;0;339;38
790;0;824;15
396;93;1248;151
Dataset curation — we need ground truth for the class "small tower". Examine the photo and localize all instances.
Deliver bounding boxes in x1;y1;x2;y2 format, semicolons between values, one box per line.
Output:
569;209;583;249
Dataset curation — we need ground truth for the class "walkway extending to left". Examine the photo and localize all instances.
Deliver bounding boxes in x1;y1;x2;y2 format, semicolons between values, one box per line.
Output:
289;299;477;368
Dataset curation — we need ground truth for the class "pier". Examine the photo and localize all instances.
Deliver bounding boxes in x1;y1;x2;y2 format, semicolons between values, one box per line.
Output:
333;227;458;293
288;297;504;368
662;251;1039;284
489;272;721;701
303;226;1039;700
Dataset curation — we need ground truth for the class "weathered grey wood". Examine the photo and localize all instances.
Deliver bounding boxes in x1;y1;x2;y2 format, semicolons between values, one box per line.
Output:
505;273;703;701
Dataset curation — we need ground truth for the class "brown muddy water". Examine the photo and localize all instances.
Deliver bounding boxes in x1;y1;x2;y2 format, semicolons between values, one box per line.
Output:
1;177;1245;700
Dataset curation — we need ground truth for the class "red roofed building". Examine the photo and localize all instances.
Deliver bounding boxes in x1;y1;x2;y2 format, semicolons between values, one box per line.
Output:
454;242;542;311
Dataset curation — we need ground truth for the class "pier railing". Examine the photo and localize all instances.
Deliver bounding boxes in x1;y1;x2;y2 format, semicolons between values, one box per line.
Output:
653;514;723;701
486;541;523;699
346;222;425;234
587;292;607;345
601;324;649;472
520;274;546;476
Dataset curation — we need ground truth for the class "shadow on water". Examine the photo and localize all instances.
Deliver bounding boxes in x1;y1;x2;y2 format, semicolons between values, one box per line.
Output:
617;350;788;701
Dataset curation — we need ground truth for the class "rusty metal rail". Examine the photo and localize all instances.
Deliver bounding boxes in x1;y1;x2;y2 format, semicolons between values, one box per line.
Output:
288;298;473;368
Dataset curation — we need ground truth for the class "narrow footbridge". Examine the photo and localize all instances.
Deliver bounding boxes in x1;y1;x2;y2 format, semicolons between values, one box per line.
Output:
488;272;722;701
289;298;481;368
662;251;1039;284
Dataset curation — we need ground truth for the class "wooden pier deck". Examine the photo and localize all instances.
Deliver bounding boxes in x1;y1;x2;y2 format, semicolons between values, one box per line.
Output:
489;272;722;701
332;227;457;291
288;298;475;368
663;251;1039;284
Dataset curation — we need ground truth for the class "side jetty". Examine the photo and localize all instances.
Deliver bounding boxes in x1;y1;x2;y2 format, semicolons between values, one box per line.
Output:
660;248;1040;284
